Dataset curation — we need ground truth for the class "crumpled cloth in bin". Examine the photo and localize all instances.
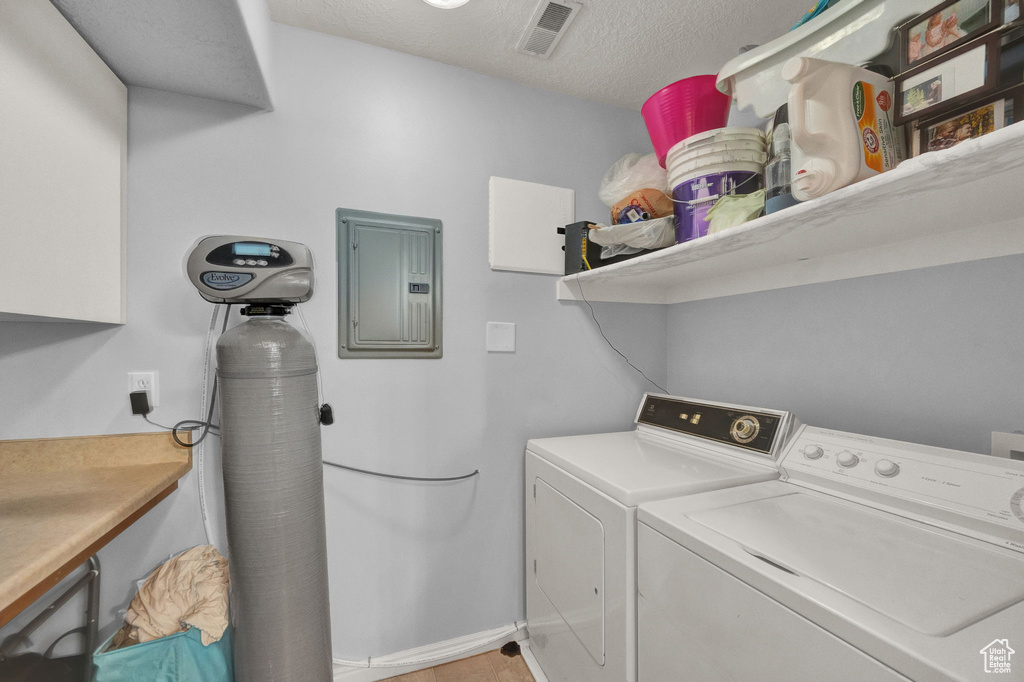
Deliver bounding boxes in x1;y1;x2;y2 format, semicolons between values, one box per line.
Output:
113;545;230;648
705;190;766;235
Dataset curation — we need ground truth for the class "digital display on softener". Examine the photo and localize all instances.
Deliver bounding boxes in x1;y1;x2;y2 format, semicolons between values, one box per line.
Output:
233;242;272;257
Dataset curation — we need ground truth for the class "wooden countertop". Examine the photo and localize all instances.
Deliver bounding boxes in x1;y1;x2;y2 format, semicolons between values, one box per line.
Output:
0;432;192;626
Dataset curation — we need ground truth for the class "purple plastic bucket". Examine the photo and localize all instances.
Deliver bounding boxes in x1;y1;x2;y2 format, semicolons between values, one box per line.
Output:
672;168;763;243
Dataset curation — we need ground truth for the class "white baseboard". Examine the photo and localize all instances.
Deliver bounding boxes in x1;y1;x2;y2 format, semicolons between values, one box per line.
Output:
332;622;526;681
518;638;549;682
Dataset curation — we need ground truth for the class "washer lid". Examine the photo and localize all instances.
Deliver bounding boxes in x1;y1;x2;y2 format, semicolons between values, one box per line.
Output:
526;431;777;506
687;491;1024;636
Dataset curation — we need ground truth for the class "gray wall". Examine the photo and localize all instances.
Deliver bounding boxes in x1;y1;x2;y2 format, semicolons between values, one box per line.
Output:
0;22;665;659
666;253;1024;454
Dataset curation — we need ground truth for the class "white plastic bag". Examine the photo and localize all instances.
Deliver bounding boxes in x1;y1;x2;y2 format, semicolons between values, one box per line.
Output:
599;244;646;259
598;154;668;207
589;216;676;251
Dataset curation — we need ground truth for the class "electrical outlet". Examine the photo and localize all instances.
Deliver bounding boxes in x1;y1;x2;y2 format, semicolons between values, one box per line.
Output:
991;431;1024;460
128;371;159;408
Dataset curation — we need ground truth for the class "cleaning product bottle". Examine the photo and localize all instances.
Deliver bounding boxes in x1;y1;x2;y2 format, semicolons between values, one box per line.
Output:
765;103;798;214
782;57;903;201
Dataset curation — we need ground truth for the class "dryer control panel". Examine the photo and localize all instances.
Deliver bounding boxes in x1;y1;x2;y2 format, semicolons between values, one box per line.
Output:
781;425;1024;552
636;394;789;460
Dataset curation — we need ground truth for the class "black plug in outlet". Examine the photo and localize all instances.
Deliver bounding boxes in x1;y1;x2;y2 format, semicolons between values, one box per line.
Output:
129;390;151;416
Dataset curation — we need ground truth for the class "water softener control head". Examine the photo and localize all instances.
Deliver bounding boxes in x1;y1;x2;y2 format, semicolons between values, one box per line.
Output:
185;235;314;304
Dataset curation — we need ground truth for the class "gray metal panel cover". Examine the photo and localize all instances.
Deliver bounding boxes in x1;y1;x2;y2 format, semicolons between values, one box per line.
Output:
337;208;442;358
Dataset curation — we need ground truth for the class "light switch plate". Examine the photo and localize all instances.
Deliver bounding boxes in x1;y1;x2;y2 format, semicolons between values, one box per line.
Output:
486;322;516;353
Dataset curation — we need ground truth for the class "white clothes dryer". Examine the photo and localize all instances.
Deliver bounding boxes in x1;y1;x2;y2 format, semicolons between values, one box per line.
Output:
524;393;799;682
637;424;1024;682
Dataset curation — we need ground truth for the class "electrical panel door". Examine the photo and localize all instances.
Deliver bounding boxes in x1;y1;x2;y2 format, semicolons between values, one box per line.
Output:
337;208;442;358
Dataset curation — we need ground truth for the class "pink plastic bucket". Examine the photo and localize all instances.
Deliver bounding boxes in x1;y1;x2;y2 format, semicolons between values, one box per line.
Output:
641;75;732;168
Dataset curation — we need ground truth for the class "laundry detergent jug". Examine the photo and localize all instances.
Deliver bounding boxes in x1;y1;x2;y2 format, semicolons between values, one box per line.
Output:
782;57;903;201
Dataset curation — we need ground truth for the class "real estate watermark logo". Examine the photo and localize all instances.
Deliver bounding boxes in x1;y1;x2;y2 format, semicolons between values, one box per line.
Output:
980;639;1015;674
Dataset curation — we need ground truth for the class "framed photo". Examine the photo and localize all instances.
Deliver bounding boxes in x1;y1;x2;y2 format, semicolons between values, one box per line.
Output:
916;84;1023;154
900;0;1002;71
895;33;1001;125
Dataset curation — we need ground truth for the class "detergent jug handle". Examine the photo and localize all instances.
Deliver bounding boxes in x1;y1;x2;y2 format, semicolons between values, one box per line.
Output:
783;58;833;157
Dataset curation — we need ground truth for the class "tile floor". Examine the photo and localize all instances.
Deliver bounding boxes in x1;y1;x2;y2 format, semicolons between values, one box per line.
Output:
383;649;535;682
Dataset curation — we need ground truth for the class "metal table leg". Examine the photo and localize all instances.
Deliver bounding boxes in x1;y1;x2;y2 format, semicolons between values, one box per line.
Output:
0;555;100;681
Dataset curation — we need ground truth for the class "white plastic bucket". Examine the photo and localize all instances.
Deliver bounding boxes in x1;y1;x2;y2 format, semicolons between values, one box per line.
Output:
666;127;765;159
668;150;767;179
667;142;766;169
669;138;766;160
682;126;765;146
669;147;768;168
671;132;765;154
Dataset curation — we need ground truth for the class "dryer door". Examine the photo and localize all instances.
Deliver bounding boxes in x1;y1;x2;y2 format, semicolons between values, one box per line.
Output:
535;478;605;665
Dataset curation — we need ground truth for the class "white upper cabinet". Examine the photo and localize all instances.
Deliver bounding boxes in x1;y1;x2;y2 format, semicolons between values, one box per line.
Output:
0;0;127;323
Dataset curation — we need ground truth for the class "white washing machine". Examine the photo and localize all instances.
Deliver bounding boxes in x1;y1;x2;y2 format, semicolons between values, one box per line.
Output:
524;393;799;682
637;424;1024;682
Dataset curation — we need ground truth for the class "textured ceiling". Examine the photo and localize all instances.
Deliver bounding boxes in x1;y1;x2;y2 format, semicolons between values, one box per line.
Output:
267;0;815;110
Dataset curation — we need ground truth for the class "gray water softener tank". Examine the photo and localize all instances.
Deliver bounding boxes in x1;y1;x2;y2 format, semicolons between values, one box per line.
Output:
217;316;333;682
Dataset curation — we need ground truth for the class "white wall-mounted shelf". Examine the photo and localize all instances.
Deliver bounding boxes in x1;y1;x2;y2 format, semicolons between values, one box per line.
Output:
558;122;1024;305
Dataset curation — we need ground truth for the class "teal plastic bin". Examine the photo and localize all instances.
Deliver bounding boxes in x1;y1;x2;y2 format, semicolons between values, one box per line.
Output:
93;626;233;682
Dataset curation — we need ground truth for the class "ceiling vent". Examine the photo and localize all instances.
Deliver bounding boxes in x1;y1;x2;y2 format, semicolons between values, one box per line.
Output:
515;0;581;59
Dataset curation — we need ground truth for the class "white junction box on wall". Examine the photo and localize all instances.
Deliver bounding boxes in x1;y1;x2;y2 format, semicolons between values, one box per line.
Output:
489;176;574;275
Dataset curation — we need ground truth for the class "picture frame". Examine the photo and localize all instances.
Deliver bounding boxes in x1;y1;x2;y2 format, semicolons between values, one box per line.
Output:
916;83;1023;154
895;33;1001;125
900;0;1002;71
